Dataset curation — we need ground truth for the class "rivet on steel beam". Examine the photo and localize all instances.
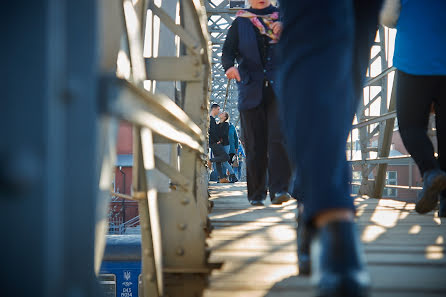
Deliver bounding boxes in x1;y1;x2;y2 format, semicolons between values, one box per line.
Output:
194;71;201;78
144;249;150;256
178;223;187;230
176;247;185;256
181;198;190;205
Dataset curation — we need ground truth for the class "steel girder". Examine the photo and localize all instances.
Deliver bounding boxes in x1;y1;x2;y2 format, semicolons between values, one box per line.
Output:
206;0;241;126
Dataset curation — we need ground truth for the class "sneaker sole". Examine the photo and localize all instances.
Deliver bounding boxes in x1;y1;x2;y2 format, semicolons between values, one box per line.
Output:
416;175;446;214
272;194;291;205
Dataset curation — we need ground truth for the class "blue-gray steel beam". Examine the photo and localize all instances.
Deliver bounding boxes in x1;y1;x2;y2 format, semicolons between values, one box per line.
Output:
2;1;102;296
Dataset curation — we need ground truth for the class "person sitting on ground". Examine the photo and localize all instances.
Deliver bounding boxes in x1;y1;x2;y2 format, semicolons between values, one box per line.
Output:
209;104;229;183
218;112;238;183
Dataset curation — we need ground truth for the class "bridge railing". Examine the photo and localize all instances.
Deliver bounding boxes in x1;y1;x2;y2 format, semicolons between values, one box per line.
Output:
348;60;431;197
96;1;216;296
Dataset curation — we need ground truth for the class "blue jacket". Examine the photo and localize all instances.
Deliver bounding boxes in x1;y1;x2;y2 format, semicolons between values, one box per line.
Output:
394;0;446;75
228;124;239;154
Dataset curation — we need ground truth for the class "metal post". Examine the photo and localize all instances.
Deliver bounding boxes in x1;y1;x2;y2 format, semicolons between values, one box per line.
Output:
133;126;163;297
373;71;397;198
3;1;104;296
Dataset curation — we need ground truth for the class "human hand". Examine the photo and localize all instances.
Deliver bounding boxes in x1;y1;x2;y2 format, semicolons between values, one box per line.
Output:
272;21;283;38
225;66;241;82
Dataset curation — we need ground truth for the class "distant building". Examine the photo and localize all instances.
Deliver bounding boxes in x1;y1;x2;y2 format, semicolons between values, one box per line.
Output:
109;122;138;232
349;130;426;202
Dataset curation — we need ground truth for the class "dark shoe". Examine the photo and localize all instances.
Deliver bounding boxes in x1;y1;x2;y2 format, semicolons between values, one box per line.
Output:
271;191;291;205
219;177;230;183
416;169;446;214
297;211;314;276
312;221;370;297
249;199;265;206
439;195;446;217
229;174;238;183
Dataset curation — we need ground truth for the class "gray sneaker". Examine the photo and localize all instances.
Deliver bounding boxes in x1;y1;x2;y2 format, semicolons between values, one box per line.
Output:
271;191;291;205
416;169;446;214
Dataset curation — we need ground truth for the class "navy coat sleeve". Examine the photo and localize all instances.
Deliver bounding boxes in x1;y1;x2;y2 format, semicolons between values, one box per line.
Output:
222;19;239;72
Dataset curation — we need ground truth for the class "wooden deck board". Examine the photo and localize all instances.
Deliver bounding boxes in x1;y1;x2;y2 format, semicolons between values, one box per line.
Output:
204;182;446;296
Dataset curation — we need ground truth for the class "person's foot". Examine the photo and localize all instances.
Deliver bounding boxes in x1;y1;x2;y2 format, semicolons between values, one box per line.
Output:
297;210;314;276
219;177;230;183
229;174;238;183
311;221;370;297
249;199;265;206
416;169;446;214
271;191;291;205
439;195;446;217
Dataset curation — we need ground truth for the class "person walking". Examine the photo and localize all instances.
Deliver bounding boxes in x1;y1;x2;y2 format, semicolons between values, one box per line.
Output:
222;0;291;206
228;122;239;165
392;0;446;217
209;104;230;183
234;141;245;181
218;112;238;183
277;0;383;296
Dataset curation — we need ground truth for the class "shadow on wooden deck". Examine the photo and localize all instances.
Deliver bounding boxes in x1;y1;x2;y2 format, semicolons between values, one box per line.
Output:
204;182;446;297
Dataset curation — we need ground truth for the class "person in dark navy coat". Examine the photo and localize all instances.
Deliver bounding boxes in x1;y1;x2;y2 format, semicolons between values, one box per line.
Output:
222;0;291;206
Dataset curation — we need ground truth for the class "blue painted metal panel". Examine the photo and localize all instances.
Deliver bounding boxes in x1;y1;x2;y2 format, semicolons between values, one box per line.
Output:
101;261;141;297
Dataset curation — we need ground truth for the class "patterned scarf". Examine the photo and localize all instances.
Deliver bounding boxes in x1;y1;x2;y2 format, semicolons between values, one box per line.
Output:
236;10;280;44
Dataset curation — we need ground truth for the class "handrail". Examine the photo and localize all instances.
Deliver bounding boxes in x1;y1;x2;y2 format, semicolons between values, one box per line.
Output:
349;155;412;165
351;182;422;190
363;66;396;87
352;111;396;130
349;64;421;195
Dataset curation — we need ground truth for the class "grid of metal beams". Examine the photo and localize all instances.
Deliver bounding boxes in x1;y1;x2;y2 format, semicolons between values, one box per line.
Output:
205;0;241;126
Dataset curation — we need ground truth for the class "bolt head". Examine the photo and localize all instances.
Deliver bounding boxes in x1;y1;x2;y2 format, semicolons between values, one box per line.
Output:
176;247;185;256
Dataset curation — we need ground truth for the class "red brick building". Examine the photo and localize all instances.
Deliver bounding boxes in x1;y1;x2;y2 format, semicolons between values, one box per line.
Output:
110;122;138;228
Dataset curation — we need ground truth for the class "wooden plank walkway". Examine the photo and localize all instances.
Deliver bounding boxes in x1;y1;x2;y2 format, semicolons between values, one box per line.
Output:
204;182;446;297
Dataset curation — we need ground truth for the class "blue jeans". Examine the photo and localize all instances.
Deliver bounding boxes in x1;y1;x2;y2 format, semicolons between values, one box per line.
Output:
222;145;235;175
234;162;243;180
277;0;382;223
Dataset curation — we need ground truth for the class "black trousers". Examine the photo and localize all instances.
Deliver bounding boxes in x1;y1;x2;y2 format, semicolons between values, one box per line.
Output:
240;84;291;201
396;70;446;178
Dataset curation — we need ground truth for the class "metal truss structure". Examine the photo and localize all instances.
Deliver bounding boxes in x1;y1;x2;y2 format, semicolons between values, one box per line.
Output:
4;1;217;296
205;0;242;126
349;26;424;197
3;1;425;296
348;26;395;197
